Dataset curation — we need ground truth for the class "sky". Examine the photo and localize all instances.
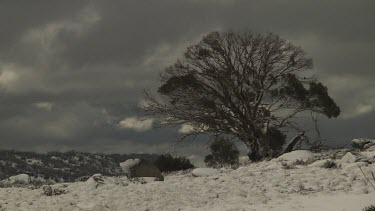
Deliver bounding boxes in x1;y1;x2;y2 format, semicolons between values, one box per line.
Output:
0;0;374;160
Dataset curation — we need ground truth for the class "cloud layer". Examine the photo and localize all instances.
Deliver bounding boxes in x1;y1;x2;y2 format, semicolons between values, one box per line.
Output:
0;0;374;156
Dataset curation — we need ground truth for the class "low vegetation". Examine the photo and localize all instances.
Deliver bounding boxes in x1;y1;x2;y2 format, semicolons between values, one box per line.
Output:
154;153;194;173
321;160;338;169
363;205;375;211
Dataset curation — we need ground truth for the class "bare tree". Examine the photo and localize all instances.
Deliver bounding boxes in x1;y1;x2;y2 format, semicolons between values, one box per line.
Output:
142;31;340;160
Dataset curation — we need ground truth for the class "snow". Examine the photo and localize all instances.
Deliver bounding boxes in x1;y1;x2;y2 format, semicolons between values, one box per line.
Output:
263;193;375;211
361;149;375;158
365;143;375;150
51;156;59;160
277;150;315;163
191;168;219;177
239;156;250;164
309;159;331;167
340;152;356;164
343;162;368;170
1;149;375;210
5;174;30;184
119;158;141;175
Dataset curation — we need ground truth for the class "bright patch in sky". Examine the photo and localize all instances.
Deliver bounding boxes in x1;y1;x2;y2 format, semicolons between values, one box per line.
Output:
118;117;154;132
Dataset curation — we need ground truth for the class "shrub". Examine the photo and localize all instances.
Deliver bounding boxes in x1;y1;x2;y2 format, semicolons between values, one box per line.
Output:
42;185;68;196
154;153;194;173
363;205;375;211
204;137;240;168
293;159;309;166
281;162;296;170
352;139;375;151
321;160;338;169
352;142;367;150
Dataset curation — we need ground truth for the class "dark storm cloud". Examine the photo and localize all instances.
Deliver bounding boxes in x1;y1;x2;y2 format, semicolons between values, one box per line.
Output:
0;0;374;157
59;0;220;67
0;0;89;55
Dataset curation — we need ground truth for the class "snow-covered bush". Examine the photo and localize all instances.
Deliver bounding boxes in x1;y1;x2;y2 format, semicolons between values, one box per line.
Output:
293;159;310;166
0;174;54;189
74;176;91;182
42;185;68;196
154;153;194;173
352;138;375;150
278;150;315;164
281;162;296;170
204;137;239;168
363;205;375;211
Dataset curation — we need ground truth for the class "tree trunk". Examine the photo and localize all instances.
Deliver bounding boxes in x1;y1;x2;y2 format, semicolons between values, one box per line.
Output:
246;133;273;161
283;132;305;154
247;143;262;161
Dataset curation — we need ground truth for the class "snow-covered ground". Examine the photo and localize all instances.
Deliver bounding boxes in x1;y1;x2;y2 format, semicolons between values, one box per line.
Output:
1;149;375;211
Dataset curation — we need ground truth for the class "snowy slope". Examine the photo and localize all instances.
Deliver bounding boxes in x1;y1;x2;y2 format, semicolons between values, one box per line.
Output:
0;150;158;182
1;150;375;211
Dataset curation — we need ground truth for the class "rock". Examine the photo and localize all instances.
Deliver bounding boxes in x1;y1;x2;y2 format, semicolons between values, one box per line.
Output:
84;174;108;188
192;168;219;177
91;174;105;184
120;159;164;181
340;152;356;164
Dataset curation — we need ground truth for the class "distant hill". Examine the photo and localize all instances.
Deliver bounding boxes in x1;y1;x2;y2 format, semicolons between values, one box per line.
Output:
0;150;159;182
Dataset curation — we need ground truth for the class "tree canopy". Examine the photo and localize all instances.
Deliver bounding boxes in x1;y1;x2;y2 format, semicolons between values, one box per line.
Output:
143;30;340;160
204;137;240;168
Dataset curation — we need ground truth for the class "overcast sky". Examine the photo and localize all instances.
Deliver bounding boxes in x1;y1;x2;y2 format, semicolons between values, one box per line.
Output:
0;0;374;159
